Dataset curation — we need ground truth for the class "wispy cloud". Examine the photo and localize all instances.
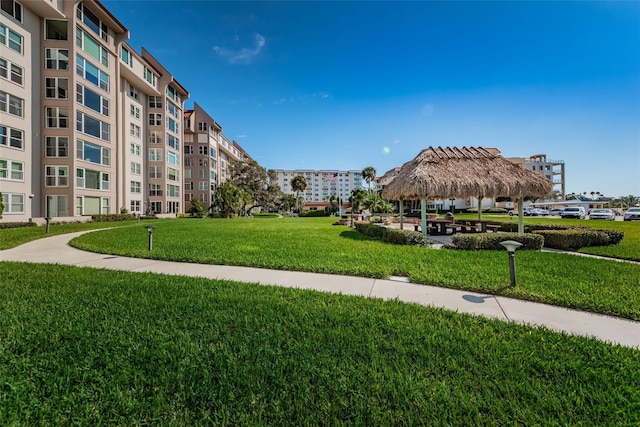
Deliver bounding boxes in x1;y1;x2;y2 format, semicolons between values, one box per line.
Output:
236;134;247;139
213;33;266;65
272;92;331;105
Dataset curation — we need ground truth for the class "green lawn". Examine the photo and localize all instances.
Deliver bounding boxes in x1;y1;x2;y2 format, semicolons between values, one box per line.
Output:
67;217;640;320
1;262;638;425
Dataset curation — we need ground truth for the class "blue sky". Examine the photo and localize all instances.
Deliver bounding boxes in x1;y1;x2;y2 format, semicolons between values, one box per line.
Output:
103;0;640;198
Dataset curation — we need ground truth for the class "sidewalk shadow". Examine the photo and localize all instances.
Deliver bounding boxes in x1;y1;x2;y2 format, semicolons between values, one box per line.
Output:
462;294;495;304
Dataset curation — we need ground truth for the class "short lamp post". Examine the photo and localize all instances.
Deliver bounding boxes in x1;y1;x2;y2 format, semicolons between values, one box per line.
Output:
146;226;156;251
499;240;523;287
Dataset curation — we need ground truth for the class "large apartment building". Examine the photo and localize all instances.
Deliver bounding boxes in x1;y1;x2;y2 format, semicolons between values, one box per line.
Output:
506;153;565;200
274;169;366;203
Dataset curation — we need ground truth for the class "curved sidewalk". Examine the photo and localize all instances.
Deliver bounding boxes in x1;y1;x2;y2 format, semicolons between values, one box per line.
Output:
1;231;639;349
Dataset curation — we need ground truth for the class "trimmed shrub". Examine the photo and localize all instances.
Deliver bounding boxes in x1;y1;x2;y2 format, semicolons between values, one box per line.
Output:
299;210;328;217
531;229;613;251
355;222;386;239
91;213;135;222
497;222;577;233
449;233;543;251
382;228;431;246
596;229;624;245
0;221;37;230
253;212;280;218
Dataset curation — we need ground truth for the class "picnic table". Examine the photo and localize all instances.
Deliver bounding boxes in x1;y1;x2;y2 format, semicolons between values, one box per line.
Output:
457;219;500;233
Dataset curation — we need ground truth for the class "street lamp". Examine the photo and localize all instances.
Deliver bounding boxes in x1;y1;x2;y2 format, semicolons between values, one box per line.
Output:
499;240;523;287
146;226;156;251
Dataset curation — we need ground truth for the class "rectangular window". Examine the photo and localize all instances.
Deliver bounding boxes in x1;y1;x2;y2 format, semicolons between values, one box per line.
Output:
76;3;109;42
45;77;69;99
130;123;141;138
149;183;162;196
0;23;23;53
166;101;179;118
166;85;180;103
76;139;110;166
184;158;193;167
0;159;23;180
167;184;180;198
198;122;207;131
143;66;156;85
130;143;140;156
150;201;161;214
148;148;162;162
148;131;161;144
130;104;140;119
130;200;141;212
46;48;69;70
0;192;24;213
76;26;108;66
76;83;108;115
166;134;179;150
198;146;207;155
76;168;109;190
0;57;23;85
128;84;139;100
45;19;67;40
130;162;141;175
166;117;179;133
149;96;161;108
76;54;109;91
45;107;69;128
130;181;141;193
185;170;192;179
167;167;179;182
198;169;206;179
45;136;69;157
184;145;193;154
121;46;132;66
0;90;23;117
210;147;216;158
0;125;23;149
198;181;208;191
76;112;109;141
149;113;161;126
1;0;22;21
167;151;179;166
149;166;162;179
45;165;68;186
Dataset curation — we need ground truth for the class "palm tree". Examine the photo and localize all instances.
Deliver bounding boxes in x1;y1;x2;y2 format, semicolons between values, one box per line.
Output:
349;189;366;225
361;166;376;194
290;175;307;212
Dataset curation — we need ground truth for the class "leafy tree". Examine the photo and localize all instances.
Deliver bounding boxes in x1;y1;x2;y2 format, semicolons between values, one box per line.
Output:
290;175;307;212
228;159;283;213
187;198;205;217
363;194;393;213
281;194;297;213
213;182;251;218
326;194;338;215
361;166;377;193
349;189;367;225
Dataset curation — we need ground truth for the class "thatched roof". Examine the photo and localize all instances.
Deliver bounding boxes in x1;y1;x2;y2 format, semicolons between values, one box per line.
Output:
381;146;553;200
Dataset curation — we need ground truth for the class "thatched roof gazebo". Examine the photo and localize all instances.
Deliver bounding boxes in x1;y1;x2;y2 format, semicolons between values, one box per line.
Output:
381;146;553;234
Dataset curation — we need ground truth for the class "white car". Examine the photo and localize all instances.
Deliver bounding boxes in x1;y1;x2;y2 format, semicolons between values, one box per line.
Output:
589;209;615;220
624;207;640;221
561;207;586;219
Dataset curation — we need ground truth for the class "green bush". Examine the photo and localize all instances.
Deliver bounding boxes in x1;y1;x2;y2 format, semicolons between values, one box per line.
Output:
299;210;328;217
449;233;544;251
531;229;613;251
0;221;37;230
595;229;625;245
498;222;577;233
253;212;280;218
382;228;431;246
90;213;135;222
355;222;386;239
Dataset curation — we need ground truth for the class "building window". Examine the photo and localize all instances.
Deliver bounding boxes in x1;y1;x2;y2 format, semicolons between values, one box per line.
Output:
76;27;108;66
184;170;192;179
76;55;109;91
184;145;193;154
210;147;216;158
101;197;109;214
166;101;179;119
0;57;23;85
0;193;23;213
149;96;161;109
167;167;179;182
45;19;67;40
121;46;132;66
76;84;108;115
167;185;180;198
149;166;162;179
143;66;156;85
130;105;140;119
76;139;109;166
76;168;109;190
0;90;23;117
76;3;109;42
166;117;179;133
167;151;179;166
130;162;141;175
198;181;208;191
45;165;68;186
45;136;69;157
149;113;161;126
197;145;207;155
166;85;180;103
45;78;69;99
1;0;22;21
77;112;109;141
148;131;161;144
46;48;69;70
130;181;141;193
45;107;69;128
0;23;23;53
0;159;22;180
130;200;141;212
130;143;141;156
184;158;193;167
0;125;23;149
128;84;139;100
166;134;179;150
198;122;207;131
148;148;162;162
149;183;162;196
150;201;162;214
130;123;141;138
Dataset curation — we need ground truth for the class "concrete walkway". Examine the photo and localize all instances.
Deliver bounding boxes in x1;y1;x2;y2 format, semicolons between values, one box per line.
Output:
1;230;639;349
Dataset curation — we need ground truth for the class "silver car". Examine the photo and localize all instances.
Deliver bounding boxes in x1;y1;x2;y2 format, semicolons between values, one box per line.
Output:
623;207;640;221
589;209;615;220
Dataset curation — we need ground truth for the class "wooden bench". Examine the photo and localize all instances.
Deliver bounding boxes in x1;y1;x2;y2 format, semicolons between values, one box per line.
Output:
445;223;462;234
486;224;501;233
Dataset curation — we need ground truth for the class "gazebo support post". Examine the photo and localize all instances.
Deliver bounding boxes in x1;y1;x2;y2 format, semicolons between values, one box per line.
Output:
421;196;427;237
517;197;525;234
477;195;483;220
399;199;404;230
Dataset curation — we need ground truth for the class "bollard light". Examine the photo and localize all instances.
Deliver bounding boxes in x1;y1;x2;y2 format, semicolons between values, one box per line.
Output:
146;226;156;251
499;240;523;287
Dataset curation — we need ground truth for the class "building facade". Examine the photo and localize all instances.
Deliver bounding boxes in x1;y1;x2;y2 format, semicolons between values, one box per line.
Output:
274;169;366;204
506;153;565;200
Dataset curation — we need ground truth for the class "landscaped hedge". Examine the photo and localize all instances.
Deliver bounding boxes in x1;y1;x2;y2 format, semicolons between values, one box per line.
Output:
531;229;622;251
0;221;37;230
449;233;544;251
497;222;575;233
354;222;431;246
355;222;386;239
90;213;136;222
299;210;329;217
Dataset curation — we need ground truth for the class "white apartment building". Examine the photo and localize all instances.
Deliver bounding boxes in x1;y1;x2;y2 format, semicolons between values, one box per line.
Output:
274;169;365;202
506;153;565;200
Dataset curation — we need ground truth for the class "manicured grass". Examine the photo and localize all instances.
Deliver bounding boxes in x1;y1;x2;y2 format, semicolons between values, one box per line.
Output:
69;217;640;320
1;262;638;425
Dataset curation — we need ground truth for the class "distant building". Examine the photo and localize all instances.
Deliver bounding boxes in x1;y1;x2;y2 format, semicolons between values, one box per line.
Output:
273;169;366;207
505;153;565;200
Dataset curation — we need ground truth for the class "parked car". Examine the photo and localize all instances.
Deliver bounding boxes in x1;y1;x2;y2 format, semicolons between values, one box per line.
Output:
589;208;615;220
508;207;548;216
549;208;564;216
560;206;586;219
623;207;640;221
